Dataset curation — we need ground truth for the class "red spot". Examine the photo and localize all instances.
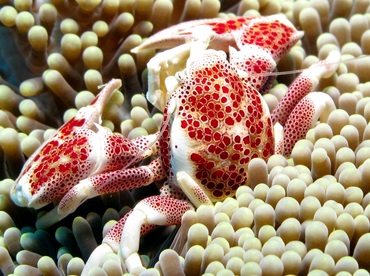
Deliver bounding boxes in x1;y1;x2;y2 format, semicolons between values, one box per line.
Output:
181;120;187;129
200;115;207;122
195;86;202;93
208;144;215;153
217;112;224;119
213;189;223;198
223;136;231;146
189;131;196;138
190;153;206;163
234;143;242;151
210;119;219;128
231;153;240;160
59;163;70;173
243;136;250;145
212;170;224;179
225;117;234;125
206;162;215;170
207;182;216;189
220;152;229;159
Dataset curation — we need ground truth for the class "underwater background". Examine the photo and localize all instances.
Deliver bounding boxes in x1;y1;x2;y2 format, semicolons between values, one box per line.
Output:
1;0;370;275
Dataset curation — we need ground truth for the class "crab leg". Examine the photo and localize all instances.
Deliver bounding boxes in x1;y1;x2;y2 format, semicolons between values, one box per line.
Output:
281;92;336;156
271;50;340;127
81;209;156;276
271;50;340;155
82;187;192;275
36;157;166;229
176;171;213;208
120;196;192;272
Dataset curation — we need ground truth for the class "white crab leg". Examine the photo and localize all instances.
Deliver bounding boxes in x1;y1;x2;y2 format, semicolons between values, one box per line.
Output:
271;50;340;127
120;196;192;272
36;157;166;229
281;92;336;155
176;171;213;208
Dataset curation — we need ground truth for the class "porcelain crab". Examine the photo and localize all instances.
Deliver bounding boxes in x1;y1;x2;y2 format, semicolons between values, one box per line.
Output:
10;14;339;273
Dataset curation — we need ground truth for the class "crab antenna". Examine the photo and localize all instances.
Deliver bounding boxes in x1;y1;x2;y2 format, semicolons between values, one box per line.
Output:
251;54;365;78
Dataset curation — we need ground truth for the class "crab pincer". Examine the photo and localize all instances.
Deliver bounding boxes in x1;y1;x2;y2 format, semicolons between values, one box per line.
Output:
11;79;163;228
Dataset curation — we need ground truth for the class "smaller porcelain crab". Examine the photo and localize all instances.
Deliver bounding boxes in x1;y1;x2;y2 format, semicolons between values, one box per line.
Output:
11;14;339;274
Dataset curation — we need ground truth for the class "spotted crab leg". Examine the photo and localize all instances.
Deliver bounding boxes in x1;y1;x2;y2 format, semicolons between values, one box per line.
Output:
82;185;193;275
271;50;340;155
36;156;166;229
281;92;336;155
271;50;340;126
81;209;156;276
120;195;192;272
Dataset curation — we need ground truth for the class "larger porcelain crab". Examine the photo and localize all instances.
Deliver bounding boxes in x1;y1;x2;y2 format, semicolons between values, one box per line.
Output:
10;14;339;273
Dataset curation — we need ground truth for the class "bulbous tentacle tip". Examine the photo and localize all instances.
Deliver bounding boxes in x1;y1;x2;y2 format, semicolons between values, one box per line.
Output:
35;206;64;229
81;243;117;276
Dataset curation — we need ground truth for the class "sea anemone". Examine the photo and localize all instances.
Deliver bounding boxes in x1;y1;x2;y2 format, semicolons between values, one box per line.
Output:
1;0;370;275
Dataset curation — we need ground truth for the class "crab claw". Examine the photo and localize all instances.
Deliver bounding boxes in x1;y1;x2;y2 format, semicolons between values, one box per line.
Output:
233;14;304;61
131;17;240;53
132;14;303;61
11;79;123;209
11;79;162;226
35;156;165;229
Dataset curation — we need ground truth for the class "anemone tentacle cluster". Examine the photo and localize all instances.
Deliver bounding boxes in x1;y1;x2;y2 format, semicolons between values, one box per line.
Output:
1;0;370;275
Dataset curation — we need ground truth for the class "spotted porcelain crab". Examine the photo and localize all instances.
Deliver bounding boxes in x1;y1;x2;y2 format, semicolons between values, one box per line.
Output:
11;14;339;273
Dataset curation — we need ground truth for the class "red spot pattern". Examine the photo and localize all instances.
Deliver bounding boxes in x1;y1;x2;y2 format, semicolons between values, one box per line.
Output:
143;196;192;225
104;210;156;244
170;52;274;201
230;50;276;92
104;196;191;244
271;73;313;127
86;158;165;195
208;17;249;35
236;17;301;60
101;133;139;172
26;118;95;204
282;95;316;156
